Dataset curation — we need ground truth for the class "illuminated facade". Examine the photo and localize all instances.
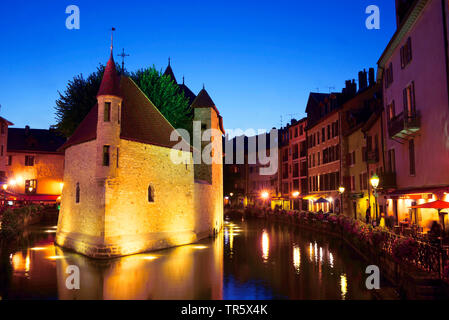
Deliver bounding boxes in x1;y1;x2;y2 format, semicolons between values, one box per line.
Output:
340;76;383;221
278;118;308;210
3;126;65;201
305;92;344;212
56;51;224;258
378;0;449;230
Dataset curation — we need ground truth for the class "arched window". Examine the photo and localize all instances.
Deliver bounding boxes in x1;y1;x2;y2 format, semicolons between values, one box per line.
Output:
76;183;80;203
148;185;154;203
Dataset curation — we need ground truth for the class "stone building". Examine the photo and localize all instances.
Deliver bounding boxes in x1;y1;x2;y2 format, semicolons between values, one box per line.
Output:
56;50;224;258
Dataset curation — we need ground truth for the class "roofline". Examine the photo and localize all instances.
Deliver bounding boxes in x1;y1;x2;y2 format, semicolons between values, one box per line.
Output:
7;149;64;155
0;117;14;126
377;0;429;74
305;107;341;131
58;138;96;152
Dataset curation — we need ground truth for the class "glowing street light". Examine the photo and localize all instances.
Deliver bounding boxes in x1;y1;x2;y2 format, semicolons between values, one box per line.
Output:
338;186;345;215
371;175;380;223
2;184;7;191
9;179;16;186
370;175;380;189
261;191;269;200
292;191;300;198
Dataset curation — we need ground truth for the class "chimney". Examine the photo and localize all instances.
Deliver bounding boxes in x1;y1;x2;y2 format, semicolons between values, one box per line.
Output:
369;68;375;87
395;0;415;26
25;125;30;136
358;70;368;91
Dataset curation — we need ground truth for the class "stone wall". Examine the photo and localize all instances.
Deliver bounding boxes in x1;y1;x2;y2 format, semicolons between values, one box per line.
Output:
56;140;106;253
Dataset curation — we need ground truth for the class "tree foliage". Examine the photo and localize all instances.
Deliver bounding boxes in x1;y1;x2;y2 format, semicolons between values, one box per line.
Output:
54;64;192;138
131;67;192;135
54;65;106;137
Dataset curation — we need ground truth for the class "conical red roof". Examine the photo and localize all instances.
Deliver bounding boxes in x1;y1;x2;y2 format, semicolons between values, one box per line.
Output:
97;52;121;98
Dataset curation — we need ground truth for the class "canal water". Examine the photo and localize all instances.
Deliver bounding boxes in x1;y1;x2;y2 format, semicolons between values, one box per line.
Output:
0;218;377;300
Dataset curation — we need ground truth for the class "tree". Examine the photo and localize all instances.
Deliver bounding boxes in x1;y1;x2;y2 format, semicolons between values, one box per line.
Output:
54;65;106;137
54;65;192;138
131;67;192;135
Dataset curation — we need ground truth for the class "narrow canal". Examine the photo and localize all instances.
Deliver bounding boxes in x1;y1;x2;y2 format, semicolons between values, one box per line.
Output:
0;218;379;300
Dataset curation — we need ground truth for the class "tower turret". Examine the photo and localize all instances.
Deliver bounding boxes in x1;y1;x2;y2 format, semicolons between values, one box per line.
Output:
95;51;122;180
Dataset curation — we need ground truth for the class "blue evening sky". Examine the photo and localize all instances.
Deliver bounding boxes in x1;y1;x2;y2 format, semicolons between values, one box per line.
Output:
0;0;396;133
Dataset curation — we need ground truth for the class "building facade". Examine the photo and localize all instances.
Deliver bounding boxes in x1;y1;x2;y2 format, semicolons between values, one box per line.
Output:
2;126;65;203
278;118;308;210
305;93;344;212
378;0;449;231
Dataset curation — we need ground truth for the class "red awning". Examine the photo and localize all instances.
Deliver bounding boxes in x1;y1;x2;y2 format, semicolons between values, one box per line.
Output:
409;200;449;209
20;194;60;202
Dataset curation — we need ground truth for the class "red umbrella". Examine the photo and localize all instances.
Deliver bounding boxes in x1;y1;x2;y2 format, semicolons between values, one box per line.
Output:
409;200;449;231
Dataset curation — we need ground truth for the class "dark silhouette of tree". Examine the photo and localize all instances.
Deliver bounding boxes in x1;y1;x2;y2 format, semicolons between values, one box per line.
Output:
54;65;191;138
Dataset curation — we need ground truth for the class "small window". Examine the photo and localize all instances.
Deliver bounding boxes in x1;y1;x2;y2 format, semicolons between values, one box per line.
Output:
148;185;154;203
385;63;394;88
1;123;5;134
7;155;12;166
1;145;3;156
103;146;110;166
76;183;80;203
25;155;34;166
116;148;119;168
104;102;111;122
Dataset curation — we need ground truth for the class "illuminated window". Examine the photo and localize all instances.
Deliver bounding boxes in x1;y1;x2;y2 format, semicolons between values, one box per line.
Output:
148;185;154;203
103;146;110;166
104;102;111;122
76;183;80;203
25;179;37;194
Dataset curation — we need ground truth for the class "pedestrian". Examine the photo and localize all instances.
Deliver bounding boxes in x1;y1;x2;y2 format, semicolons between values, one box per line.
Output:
379;212;386;228
365;206;371;224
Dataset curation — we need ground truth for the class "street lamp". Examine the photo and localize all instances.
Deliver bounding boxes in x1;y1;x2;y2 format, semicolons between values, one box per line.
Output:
370;175;380;223
292;191;300;198
261;191;269;208
338;186;345;215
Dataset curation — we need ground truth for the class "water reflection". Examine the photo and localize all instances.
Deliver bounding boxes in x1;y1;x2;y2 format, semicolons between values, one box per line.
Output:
1;219;380;300
292;245;301;274
261;230;269;263
340;274;348;300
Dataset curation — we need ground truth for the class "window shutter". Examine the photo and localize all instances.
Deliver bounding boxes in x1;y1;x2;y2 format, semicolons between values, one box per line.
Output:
407;37;412;62
400;47;405;69
403;88;408;114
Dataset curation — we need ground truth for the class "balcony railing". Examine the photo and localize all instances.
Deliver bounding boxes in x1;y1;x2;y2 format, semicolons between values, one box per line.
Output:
388;111;420;140
366;149;379;164
379;171;397;189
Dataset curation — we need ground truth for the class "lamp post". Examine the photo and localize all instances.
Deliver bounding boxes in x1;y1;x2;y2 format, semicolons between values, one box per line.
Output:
338;186;345;215
370;175;380;224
